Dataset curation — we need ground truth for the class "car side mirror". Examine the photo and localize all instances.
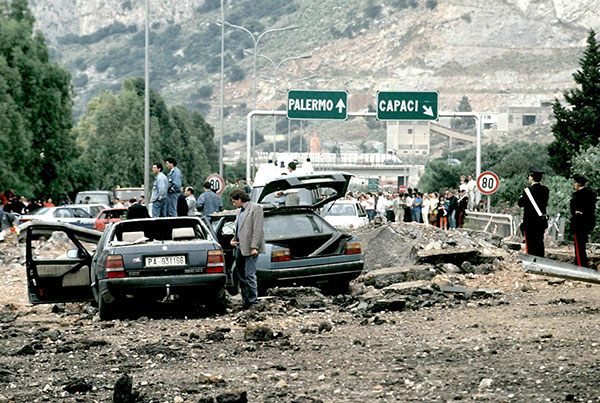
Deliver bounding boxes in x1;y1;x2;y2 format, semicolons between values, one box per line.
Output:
66;249;79;259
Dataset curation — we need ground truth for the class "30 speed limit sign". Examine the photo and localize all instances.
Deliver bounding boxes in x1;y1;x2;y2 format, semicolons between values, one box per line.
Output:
476;171;500;195
206;173;225;195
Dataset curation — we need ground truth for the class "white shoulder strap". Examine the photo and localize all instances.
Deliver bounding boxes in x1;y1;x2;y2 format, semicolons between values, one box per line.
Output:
524;187;543;217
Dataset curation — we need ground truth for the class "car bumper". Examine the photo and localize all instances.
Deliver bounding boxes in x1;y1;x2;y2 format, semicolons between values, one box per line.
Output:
99;273;226;302
257;260;364;285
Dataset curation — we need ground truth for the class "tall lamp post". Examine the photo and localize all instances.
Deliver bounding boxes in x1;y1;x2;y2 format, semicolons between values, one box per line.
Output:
218;0;224;176
248;52;311;153
143;0;150;212
261;72;318;153
215;21;299;176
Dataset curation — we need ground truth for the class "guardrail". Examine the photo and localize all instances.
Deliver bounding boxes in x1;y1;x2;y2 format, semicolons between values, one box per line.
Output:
464;211;516;237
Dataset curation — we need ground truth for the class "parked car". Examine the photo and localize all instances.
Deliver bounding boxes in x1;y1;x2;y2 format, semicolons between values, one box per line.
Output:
75;190;115;206
114;187;144;207
17;206;97;229
20;217;226;319
320;200;369;229
94;207;128;231
71;203;110;218
211;172;364;294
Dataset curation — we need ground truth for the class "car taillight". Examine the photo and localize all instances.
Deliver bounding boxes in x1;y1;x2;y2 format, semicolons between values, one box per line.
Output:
345;241;361;255
106;255;125;278
271;248;291;262
206;250;224;273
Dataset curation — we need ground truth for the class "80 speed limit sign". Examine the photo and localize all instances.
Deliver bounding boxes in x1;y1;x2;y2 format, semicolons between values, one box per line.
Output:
476;171;500;195
206;173;225;195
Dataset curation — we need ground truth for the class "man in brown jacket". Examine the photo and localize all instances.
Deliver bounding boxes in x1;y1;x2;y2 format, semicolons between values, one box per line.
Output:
230;189;265;308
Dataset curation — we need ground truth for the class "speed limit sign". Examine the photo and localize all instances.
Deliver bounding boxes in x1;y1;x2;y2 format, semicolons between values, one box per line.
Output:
206;173;225;195
477;171;500;195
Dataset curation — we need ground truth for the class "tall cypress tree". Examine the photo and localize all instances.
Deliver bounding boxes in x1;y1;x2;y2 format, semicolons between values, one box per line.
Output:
0;0;75;197
548;29;600;177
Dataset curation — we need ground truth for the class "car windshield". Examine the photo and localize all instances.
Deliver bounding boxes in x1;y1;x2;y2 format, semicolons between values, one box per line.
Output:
30;207;50;216
264;213;335;240
77;194;111;204
321;203;355;217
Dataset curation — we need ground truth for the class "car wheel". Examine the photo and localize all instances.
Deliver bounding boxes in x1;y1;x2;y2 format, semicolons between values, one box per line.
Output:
226;268;239;296
207;288;227;315
98;293;116;320
321;280;350;295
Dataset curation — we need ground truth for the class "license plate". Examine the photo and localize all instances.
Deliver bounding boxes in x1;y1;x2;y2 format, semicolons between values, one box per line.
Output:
145;255;186;267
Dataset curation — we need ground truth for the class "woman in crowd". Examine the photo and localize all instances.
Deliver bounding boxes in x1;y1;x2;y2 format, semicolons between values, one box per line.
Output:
428;192;439;227
438;195;449;230
421;193;430;225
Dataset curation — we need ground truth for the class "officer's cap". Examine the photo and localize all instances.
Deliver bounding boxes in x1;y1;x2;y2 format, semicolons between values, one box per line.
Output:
573;173;587;185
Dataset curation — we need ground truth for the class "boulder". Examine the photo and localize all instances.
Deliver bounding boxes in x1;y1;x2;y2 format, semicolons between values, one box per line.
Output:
362;265;436;288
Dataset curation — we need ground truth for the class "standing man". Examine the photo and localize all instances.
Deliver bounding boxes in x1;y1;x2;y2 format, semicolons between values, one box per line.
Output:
518;168;550;257
196;182;223;216
151;162;169;217
184;186;197;216
230;189;265;309
455;189;469;228
165;157;183;217
570;174;597;267
467;174;477;210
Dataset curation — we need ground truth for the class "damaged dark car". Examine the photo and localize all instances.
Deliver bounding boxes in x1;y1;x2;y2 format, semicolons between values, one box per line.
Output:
20;217;226;320
212;172;364;294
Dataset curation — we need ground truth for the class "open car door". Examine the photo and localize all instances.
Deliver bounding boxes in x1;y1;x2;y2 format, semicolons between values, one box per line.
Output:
19;222;102;304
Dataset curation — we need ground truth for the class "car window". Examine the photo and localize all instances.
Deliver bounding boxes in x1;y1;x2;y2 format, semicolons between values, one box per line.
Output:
72;208;92;218
54;209;73;218
322;203;355;217
357;203;367;217
264;214;334;240
99;212;107;220
221;220;236;235
31;207;50;216
89;206;102;216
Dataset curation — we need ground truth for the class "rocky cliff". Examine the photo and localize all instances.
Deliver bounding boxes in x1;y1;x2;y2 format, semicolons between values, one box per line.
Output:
28;0;599;146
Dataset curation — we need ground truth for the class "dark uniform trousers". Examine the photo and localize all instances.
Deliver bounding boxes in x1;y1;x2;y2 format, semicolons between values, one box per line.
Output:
570;186;597;268
523;228;545;258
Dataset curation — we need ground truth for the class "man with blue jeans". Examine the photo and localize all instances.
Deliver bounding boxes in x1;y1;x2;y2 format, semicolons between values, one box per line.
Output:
165;157;183;217
230;189;265;309
151;162;169;217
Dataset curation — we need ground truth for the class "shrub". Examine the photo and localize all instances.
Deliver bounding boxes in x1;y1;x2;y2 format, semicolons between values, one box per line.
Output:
228;65;245;82
425;0;438;10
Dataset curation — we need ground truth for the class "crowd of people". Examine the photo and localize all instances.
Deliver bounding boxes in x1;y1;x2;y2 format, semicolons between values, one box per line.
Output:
344;174;478;230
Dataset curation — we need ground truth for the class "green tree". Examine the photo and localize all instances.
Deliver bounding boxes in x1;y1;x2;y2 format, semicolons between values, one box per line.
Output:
0;0;76;197
548;30;600;177
450;95;475;131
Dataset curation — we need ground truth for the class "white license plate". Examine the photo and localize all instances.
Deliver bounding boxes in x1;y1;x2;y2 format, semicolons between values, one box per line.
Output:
145;255;186;267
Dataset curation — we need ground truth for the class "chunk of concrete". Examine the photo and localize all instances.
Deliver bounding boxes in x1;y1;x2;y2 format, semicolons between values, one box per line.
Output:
363;265;436;288
416;248;481;266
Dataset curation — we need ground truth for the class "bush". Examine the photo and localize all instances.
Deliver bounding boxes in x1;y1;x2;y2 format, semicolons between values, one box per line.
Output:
58;22;137;46
425;0;438;10
228;65;245;82
198;0;220;13
95;56;111;73
72;74;88;87
195;85;213;99
364;4;382;19
74;58;87;71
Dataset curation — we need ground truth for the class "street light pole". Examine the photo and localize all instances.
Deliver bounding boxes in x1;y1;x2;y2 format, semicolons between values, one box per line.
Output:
216;21;299;177
219;0;224;177
248;52;311;154
143;0;150;213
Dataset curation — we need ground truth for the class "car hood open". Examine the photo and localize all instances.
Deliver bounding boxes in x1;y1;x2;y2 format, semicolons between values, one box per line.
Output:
256;171;353;209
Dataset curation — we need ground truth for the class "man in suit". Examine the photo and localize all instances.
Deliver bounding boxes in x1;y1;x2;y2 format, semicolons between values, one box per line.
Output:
518;167;550;257
165;157;183;217
570;174;597;267
230;189;265;308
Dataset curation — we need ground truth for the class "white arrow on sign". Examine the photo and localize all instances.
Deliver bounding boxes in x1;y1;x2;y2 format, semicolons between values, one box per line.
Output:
335;98;346;114
423;105;434;117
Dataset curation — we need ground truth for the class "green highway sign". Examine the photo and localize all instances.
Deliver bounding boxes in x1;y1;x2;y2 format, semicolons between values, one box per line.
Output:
377;91;439;121
287;90;348;120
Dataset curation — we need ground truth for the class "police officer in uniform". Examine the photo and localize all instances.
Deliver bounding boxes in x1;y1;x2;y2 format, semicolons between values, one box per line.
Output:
570;174;597;267
518;167;550;257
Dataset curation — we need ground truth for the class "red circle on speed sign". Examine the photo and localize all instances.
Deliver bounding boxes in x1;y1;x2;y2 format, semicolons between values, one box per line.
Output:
206;173;225;195
477;171;500;195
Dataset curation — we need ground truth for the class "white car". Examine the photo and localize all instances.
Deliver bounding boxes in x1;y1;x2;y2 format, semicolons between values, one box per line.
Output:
17;206;98;229
320;200;369;229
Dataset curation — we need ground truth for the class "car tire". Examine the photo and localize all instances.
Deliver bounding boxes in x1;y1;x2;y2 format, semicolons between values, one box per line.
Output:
321;280;350;295
207;288;227;315
226;268;239;296
98;293;116;321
